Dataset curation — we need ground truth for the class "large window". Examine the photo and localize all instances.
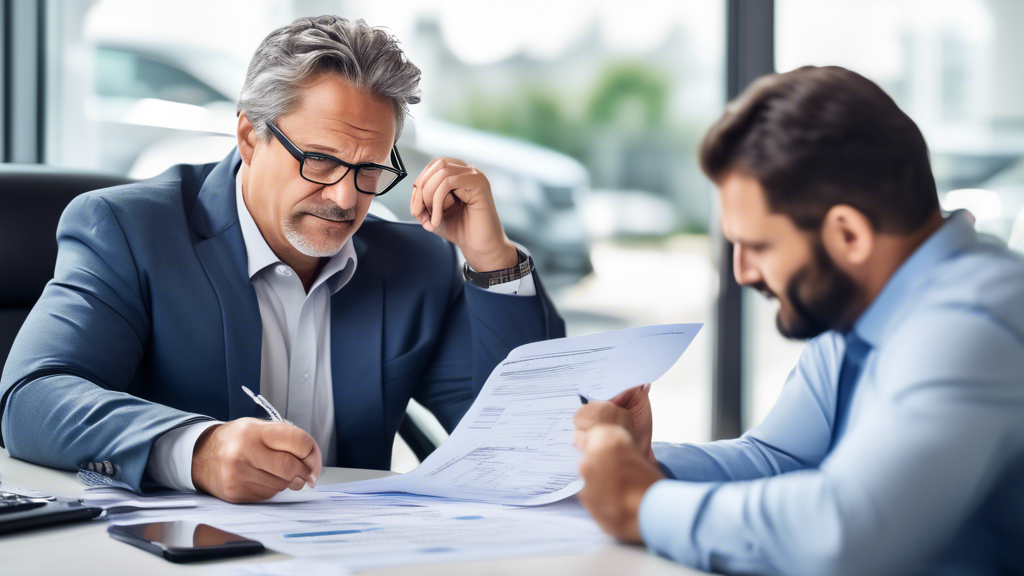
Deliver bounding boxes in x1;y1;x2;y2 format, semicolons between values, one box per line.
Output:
742;0;1024;429
44;0;728;468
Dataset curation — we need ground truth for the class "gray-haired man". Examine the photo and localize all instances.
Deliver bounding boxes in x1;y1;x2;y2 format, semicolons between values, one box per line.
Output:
0;16;564;503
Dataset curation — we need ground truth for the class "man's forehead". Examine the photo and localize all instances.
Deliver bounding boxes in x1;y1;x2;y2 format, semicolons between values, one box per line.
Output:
717;172;771;239
286;75;396;146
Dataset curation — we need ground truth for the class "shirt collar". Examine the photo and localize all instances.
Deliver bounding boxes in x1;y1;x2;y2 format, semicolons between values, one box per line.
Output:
235;168;357;295
853;210;976;347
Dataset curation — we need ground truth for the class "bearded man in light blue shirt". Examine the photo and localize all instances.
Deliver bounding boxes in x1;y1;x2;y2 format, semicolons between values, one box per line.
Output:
573;66;1024;575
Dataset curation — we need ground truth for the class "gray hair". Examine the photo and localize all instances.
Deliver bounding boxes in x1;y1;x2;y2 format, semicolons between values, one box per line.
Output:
238;16;421;143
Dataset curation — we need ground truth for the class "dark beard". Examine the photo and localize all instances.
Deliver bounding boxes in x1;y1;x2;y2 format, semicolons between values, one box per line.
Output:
777;242;859;340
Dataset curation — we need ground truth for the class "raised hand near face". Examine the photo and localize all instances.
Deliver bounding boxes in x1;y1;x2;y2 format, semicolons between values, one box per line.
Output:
410;157;519;273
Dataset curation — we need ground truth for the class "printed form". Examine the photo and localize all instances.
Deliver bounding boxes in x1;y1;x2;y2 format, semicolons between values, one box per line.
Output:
330;323;702;505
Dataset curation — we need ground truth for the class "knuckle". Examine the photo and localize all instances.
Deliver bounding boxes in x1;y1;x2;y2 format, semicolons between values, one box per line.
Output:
222;443;246;468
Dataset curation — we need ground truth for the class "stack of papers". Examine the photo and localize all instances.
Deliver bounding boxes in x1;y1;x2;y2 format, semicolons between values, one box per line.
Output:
111;491;610;570
105;324;701;570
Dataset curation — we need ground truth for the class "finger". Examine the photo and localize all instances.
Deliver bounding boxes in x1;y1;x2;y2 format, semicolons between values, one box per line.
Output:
430;175;454;228
288;476;306;491
414;157;447;191
421;163;470;215
583;424;629;452
242;465;294;492
251;447;315;486
573;429;587;449
432;172;484;228
301;441;322;487
573;404;599;429
259;423;316;460
410;182;428;225
608;384;648;408
410;178;420;217
574;402;628;430
419;163;453;219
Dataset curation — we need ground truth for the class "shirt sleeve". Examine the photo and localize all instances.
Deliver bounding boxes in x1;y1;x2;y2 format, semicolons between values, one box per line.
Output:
653;333;842;483
638;307;1024;575
483;271;537;296
145;421;222;492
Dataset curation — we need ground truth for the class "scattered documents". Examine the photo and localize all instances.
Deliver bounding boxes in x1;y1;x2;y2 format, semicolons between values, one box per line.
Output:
112;492;609;570
80;487;197;513
97;324;700;569
331;324;701;505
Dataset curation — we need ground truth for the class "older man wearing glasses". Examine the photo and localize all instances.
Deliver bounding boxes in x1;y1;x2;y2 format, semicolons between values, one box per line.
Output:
0;16;563;503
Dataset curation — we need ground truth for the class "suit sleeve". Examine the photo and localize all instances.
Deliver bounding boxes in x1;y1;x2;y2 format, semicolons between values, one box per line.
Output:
0;194;212;492
412;245;565;433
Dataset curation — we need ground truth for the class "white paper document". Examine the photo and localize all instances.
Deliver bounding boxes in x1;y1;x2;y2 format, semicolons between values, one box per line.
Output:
329;324;701;505
113;492;609;571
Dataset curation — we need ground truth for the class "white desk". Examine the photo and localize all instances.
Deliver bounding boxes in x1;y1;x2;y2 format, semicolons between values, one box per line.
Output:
1;449;704;575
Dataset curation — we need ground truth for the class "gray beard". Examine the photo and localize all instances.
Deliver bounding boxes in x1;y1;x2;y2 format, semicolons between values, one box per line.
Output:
283;218;346;258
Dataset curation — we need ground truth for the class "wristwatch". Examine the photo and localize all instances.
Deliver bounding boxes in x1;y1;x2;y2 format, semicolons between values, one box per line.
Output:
463;248;535;288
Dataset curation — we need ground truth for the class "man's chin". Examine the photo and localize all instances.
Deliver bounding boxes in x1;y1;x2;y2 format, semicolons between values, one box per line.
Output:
285;228;351;258
775;309;829;341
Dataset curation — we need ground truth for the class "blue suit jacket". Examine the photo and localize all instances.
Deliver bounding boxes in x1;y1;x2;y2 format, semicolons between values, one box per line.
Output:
0;150;564;491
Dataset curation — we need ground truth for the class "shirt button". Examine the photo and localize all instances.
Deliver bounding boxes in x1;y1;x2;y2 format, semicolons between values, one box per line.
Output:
302;372;309;381
276;265;293;277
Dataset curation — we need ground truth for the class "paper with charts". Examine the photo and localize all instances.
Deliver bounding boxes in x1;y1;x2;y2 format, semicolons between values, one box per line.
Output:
330;323;702;506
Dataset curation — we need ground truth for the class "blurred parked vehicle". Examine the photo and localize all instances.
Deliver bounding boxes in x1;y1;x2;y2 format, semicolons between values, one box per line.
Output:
581;189;680;240
939;158;1024;247
93;43;591;277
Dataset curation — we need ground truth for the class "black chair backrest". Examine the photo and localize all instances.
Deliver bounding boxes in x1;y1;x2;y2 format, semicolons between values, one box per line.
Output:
0;164;133;368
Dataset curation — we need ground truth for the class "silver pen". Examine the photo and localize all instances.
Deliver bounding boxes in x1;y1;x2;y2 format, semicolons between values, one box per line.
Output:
241;385;288;424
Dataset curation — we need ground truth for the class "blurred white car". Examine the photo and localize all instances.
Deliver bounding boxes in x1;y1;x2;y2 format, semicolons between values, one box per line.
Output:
581;189;679;239
94;43;592;276
942;158;1024;253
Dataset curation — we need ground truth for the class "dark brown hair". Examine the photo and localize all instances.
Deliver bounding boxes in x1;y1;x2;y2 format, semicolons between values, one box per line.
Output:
700;66;939;233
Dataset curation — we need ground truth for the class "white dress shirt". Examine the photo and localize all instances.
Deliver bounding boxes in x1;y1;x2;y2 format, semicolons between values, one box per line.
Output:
146;168;535;492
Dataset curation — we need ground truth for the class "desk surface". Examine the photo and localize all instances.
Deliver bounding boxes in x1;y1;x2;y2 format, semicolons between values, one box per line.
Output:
1;449;703;575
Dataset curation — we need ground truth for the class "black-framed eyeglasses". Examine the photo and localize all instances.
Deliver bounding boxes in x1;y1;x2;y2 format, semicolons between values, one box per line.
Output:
267;121;407;196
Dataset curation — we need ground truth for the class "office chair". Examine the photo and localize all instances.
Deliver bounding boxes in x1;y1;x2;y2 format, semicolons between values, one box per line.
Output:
0;163;443;463
0;164;134;368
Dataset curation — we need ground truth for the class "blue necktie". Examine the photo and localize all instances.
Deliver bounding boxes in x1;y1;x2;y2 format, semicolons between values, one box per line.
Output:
830;332;872;448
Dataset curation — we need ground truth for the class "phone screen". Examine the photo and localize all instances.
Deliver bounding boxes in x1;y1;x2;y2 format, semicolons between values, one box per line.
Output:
112;521;256;549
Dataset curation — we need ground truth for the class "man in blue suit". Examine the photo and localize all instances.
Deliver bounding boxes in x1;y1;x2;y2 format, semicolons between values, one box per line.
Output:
0;16;563;503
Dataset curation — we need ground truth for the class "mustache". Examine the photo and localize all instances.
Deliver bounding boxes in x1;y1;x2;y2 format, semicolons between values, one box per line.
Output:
750;281;777;300
298;203;354;222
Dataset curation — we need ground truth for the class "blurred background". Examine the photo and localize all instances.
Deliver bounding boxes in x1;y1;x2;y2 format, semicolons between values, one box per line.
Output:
4;0;1024;470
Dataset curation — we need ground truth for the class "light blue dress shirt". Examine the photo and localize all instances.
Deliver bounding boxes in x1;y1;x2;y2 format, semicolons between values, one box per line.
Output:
640;211;1024;575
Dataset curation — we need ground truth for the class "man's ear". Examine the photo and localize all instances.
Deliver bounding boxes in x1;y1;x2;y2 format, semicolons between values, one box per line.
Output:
821;205;875;267
237;112;258;166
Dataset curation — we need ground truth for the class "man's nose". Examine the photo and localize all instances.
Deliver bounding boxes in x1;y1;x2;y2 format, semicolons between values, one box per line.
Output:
732;244;762;286
322;173;359;209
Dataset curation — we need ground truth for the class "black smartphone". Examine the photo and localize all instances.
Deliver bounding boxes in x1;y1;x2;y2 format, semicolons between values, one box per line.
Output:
107;521;264;563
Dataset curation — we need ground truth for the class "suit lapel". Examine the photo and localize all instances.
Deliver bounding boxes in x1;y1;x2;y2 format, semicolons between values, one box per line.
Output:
190;149;263;420
330;237;385;468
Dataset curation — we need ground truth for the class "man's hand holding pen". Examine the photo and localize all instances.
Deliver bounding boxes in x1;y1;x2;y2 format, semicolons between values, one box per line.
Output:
191;418;322;503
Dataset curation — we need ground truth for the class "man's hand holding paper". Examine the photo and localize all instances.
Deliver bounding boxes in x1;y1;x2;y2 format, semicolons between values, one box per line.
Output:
573;383;655;464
